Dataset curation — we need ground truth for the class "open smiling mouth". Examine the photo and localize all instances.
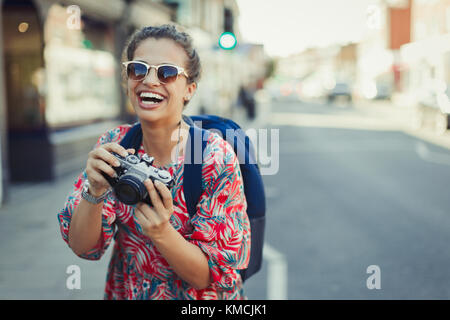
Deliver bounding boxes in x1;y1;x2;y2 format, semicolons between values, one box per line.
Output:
139;92;166;106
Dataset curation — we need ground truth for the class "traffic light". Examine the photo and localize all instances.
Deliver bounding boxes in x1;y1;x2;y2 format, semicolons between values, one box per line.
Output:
218;31;237;50
219;7;236;50
224;7;233;33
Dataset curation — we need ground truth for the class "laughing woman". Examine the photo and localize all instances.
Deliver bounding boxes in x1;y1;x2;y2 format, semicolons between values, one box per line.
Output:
57;25;251;300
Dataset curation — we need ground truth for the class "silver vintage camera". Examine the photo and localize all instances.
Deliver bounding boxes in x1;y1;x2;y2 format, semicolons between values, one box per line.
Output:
101;152;175;206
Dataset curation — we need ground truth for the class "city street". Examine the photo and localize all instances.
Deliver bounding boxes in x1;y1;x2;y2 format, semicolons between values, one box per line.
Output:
245;98;450;299
1;0;449;304
2;98;450;299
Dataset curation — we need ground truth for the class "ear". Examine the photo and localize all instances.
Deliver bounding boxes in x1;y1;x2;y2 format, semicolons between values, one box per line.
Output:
184;81;197;102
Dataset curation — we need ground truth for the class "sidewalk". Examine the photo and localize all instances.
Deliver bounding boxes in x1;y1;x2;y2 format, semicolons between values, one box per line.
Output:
354;97;450;151
0;169;110;299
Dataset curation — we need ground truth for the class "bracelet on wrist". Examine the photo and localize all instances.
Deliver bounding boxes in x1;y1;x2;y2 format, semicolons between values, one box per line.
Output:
81;183;110;204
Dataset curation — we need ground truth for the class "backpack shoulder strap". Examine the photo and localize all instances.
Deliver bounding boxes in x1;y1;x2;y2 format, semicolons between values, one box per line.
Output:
183;123;209;217
120;122;142;151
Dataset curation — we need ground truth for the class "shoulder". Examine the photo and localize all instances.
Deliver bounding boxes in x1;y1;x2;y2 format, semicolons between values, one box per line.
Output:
203;131;236;167
95;123;133;147
200;131;239;185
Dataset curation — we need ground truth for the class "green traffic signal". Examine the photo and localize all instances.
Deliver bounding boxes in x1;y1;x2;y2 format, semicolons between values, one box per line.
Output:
218;32;237;50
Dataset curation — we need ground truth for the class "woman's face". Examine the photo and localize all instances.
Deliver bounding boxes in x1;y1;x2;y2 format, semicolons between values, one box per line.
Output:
127;37;196;125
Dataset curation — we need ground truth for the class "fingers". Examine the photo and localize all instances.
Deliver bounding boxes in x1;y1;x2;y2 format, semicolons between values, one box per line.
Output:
86;143;134;190
153;180;174;211
91;143;134;166
136;179;173;226
89;143;134;169
145;180;174;211
86;149;118;187
136;202;164;230
135;205;150;228
144;179;165;213
90;146;121;168
132;174;174;240
135;199;172;239
102;143;130;158
87;158;116;178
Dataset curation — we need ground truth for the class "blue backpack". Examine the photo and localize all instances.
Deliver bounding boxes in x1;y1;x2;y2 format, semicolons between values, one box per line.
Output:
119;115;266;281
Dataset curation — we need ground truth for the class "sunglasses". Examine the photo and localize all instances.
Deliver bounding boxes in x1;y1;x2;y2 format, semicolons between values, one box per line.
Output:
122;61;189;83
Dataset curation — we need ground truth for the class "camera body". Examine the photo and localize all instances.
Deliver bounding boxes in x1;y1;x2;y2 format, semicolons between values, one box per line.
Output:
101;152;175;206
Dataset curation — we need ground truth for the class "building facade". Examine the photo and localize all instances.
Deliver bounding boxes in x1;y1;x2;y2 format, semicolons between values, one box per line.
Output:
0;0;261;206
0;0;174;205
398;0;450;132
354;0;412;101
401;0;450;101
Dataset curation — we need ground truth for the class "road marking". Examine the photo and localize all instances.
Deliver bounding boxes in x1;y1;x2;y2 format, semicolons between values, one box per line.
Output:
263;243;288;300
415;142;450;166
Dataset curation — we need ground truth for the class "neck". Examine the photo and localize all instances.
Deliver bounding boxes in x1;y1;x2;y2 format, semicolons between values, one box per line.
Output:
141;118;188;167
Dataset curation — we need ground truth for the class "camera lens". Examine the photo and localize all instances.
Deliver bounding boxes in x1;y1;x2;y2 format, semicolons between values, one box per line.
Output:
114;175;147;205
116;184;138;204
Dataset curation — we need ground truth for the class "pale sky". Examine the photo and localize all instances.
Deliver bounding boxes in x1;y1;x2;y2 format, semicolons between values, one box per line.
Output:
236;0;376;57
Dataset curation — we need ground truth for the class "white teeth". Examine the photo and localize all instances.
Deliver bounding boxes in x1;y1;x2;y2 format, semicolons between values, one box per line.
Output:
142;100;158;105
139;92;165;100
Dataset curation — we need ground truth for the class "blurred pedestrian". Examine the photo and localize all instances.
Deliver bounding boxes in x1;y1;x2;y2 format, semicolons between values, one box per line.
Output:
238;84;256;120
57;24;250;300
246;85;256;120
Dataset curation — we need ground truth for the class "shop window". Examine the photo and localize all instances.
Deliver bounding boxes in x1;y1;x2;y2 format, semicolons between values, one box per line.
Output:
43;4;120;128
2;0;44;131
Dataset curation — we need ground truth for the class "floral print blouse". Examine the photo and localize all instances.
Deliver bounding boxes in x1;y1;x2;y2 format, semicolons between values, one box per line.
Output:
57;124;251;300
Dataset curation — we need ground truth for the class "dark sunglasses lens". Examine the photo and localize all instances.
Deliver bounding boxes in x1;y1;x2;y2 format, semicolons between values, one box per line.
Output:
127;63;148;80
158;66;178;83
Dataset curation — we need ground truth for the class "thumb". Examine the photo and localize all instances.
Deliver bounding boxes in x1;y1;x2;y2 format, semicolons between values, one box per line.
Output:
126;148;136;154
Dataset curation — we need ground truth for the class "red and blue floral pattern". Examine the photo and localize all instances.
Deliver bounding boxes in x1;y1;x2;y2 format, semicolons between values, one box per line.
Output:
57;124;251;300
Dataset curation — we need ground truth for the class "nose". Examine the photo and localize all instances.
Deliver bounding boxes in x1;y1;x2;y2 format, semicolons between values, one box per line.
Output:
142;66;160;86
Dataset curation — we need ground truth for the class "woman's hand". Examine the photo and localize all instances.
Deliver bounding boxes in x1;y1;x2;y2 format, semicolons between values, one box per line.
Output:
135;179;174;240
135;179;210;289
85;143;135;197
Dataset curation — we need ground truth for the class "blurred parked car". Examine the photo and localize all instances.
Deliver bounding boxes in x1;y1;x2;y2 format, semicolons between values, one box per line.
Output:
362;82;393;100
374;82;392;100
327;82;353;103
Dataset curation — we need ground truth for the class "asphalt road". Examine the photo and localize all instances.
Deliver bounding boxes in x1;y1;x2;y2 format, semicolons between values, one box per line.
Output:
244;98;450;299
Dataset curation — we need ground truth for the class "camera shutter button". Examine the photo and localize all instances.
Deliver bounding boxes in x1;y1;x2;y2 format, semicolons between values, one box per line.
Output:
157;171;170;180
